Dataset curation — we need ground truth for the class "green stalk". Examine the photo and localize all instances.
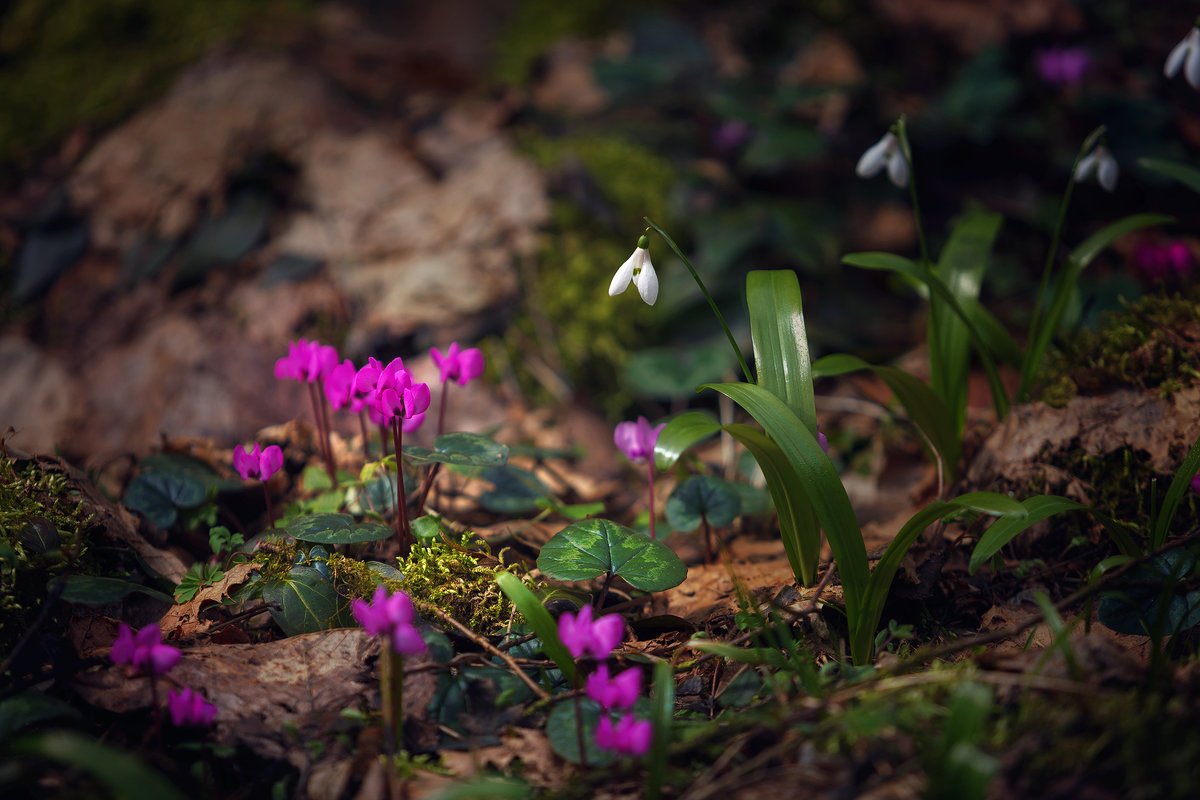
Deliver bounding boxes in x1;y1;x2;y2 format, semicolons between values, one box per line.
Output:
643;218;753;384
1018;125;1106;401
894;116;930;266
380;646;405;757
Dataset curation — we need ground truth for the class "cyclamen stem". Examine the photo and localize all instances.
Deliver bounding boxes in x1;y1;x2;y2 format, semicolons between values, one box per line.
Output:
414;463;441;513
646;458;658;540
573;679;589;768
318;387;336;483
380;646;405;758
391;420;411;547
307;383;336;482
436;382;450;437
358;411;371;459
643;218;753;384
262;482;274;529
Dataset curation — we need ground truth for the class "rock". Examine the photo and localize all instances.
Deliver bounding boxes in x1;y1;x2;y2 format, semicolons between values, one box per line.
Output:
0;338;77;454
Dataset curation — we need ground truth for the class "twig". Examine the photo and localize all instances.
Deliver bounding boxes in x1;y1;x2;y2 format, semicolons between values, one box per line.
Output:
424;606;550;701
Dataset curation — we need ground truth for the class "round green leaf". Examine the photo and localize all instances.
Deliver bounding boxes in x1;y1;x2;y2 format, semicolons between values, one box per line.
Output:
284;513;392;544
263;566;350;636
404;433;509;467
546;698;612;766
480;465;551;513
124;471;207;528
411;514;451;542
537;519;688;592
666;476;742;532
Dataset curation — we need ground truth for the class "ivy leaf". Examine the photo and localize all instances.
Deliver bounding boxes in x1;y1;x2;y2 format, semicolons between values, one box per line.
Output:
404;433;509;467
537;519;688;592
124;472;207;528
262;566;350;636
284;513;392;544
665;476;742;533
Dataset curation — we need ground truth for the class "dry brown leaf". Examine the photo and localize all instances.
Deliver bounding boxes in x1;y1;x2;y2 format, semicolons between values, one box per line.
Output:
159;561;260;639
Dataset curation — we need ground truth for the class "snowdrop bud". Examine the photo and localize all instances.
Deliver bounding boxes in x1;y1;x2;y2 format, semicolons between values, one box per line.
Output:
1165;25;1200;90
856;132;909;188
1075;145;1118;192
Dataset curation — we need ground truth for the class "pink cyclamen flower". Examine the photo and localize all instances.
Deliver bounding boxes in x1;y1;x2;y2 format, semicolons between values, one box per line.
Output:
1035;47;1090;87
595;713;652;757
1132;240;1193;283
324;359;359;410
614;417;665;466
110;623;181;675
431;343;485;386
233;443;284;482
558;604;624;661
274;339;339;384
351;586;427;656
585;665;642;710
817;430;829;455
355;358;431;432
1191;474;1200;495
167;686;218;727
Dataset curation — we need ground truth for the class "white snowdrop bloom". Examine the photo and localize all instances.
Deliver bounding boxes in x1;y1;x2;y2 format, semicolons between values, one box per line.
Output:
1165;25;1200;89
856;132;909;188
1075;145;1119;192
609;235;659;305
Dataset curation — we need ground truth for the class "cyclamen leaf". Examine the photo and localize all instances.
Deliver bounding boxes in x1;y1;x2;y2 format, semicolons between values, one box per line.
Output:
284;513;392;544
263;566;350;637
666;475;742;532
403;433;509;467
124;472;207;529
537;519;688;592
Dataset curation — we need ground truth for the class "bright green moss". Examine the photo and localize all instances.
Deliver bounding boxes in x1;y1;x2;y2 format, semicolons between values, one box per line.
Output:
491;0;615;87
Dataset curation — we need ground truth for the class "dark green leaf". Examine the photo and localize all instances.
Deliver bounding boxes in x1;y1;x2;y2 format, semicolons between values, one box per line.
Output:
124;471;207;528
545;698;612;766
412;514;452;542
479;465;551;513
1152;432;1200;548
61;575;172;606
969;496;1090;574
623;342;734;400
263;566;350;636
139;454;241;493
537;519;688;592
1098;551;1200;636
665;475;742;532
14;732;186;800
1139;156;1200;195
653;411;722;471
747;270;817;430
284;513;392;544
404;433;509;467
0;693;81;741
647;660;675;800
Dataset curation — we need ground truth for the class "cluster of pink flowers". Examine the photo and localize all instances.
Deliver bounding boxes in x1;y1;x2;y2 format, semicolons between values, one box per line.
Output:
353;357;431;433
557;605;652;758
233;443;283;482
110;623;217;728
352;586;427;656
1132;240;1194;284
1035;47;1090;88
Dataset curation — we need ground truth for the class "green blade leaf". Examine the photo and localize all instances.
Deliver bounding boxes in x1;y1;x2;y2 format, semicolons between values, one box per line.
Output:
1152;432;1200;548
647;660;675;800
494;572;576;682
665;475;742;532
13;732;186;800
1139;156;1200;195
969;495;1089;574
747;269;817;430
283;513;392;544
812;353;961;482
403;433;509;467
262;566;350;636
654;411;722;471
537;519;688;592
1067;213;1173;268
60;576;173;605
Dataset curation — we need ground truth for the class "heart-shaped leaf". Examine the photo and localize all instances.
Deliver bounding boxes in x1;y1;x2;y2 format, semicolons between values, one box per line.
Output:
411;514;452;542
139;454;242;493
262;566;350;636
1098;551;1200;636
404;433;509;467
284;513;392;544
124;472;207;528
537;519;687;592
666;475;742;532
546;697;613;766
479;465;552;513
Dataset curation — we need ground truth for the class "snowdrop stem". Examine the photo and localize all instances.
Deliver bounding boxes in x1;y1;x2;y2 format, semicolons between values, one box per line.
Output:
1020;125;1106;402
643;217;754;383
380;646;405;758
894;117;930;265
646;458;658;540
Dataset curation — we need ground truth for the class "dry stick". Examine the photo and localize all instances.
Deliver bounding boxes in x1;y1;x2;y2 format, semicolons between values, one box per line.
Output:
424;606;551;701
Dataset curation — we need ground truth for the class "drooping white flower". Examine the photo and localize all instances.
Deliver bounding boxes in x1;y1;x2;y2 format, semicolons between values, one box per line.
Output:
856;131;909;188
1075;145;1119;192
1165;25;1200;89
609;235;659;305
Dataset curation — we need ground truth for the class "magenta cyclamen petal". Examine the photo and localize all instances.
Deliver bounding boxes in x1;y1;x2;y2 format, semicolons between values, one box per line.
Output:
259;446;284;480
391;623;427;656
588;613;625;660
110;623;136;666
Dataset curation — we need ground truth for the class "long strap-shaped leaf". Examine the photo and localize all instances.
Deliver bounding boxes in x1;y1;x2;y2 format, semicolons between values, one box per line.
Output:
700;382;871;625
495;572;576;682
747;270;817;431
1152;433;1200;549
812;353;961;483
843;252;1010;421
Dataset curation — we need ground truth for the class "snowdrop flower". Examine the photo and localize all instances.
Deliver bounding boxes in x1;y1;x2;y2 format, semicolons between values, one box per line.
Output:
609;236;659;305
1075;145;1119;192
167;687;218;727
110;623;181;675
585;665;642;710
1165;23;1200;89
558;604;625;661
595;713;652;757
351;586;427;656
856;132;909;188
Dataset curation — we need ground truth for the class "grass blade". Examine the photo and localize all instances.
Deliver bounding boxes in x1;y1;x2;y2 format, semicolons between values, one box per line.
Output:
646;660;675;800
1152;433;1200;548
747;269;817;430
495;572;576;682
654;411;722;471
